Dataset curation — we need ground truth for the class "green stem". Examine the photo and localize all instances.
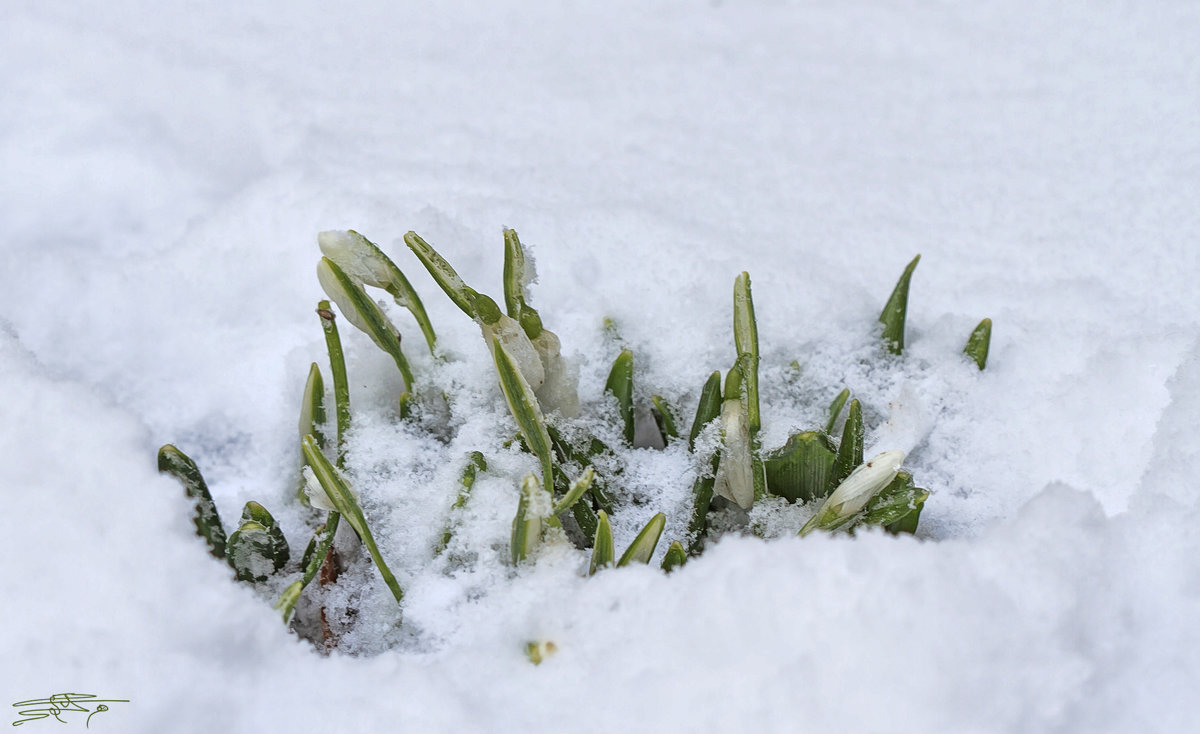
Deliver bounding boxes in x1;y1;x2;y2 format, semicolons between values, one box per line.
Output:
318;301;351;466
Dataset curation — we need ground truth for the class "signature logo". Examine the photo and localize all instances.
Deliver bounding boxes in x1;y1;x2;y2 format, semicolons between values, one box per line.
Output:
11;694;130;728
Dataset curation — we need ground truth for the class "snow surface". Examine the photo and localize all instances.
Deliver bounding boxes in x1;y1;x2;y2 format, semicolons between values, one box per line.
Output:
4;1;1200;731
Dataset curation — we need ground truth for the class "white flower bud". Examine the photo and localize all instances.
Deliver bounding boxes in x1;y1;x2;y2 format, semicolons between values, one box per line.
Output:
301;465;337;512
531;329;580;418
801;450;906;535
713;397;755;510
318;230;394;290
482;314;545;391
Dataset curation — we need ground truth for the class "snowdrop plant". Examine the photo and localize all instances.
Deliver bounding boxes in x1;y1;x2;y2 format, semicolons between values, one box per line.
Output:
157;228;992;651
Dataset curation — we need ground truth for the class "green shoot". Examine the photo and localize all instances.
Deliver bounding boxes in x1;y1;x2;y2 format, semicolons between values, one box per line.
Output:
651;395;679;444
589;511;614;575
403;231;478;319
830;399;863;490
964;318;992;370
510;473;547;566
879;254;920;354
297;362;326;507
226;501;290;583
661;541;686;572
617;513;666;567
502;229;544;340
688;371;723;450
825;388;850;435
687;371;723;551
317;257;415;393
547;426;614;516
158;444;227;559
493;340;555;486
552;467;595;517
299;362;327;448
605;349;635;444
438;452;488;553
764;431;837;503
733;272;760;432
318;230;438;354
854;472;930;533
301;435;404;604
317;302;351;461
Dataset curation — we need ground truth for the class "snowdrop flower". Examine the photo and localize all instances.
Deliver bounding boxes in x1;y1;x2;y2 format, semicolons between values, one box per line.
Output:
473;292;546;391
315;257;387;343
713;394;756;510
301;465;337;512
800;450;906;535
318;230;394;290
530;328;580;418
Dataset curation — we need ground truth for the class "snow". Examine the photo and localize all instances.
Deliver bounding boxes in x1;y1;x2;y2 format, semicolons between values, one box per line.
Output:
4;1;1200;731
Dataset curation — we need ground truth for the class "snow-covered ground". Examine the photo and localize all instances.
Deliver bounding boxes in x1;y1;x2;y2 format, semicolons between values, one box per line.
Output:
4;1;1199;731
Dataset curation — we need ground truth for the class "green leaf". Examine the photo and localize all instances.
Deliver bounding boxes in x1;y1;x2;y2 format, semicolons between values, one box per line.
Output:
502;229;545;339
605;349;635;444
651;395;679;445
879;254;920;354
825;388;850;435
403;231;478;319
299;362;326;447
589;510;614;575
317;257;415;392
733;272;760;432
661;541;686;573
157;444;227;559
317;301;351;462
226;502;289;583
571;495;599;542
297;362;326;507
764;431;837;503
510;474;545;566
493;340;555;486
301;435;404;604
618;513;666;567
687;469;717;555
318;230;438;354
854;472;930;533
552;467;595;517
964;318;992;370
547;426;614;515
830;399;863;491
887;493;927;535
438;452;488;553
688;371;723;451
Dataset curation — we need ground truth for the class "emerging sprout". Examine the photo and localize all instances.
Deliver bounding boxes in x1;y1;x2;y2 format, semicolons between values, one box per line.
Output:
964;318;992;370
158;444;226;559
879;255;920;355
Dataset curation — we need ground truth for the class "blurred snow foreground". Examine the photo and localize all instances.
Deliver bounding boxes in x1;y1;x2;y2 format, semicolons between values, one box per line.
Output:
4;1;1200;732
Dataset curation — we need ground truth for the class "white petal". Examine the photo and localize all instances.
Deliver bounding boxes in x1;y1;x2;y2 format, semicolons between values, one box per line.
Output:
531;330;580;418
719;398;755;510
318;230;393;289
301;465;337;512
484;315;545;391
826;449;906;518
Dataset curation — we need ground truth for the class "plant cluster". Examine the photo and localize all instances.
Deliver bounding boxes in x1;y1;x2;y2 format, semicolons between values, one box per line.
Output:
158;229;992;650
